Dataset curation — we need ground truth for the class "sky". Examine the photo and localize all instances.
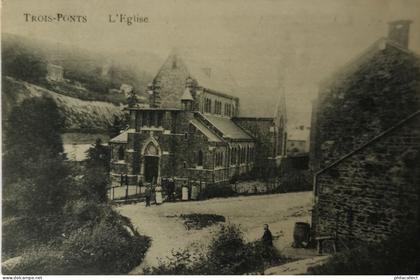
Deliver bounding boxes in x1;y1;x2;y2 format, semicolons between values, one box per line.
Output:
2;0;420;124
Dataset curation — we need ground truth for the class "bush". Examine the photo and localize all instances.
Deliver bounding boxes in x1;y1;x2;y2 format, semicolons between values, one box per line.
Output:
144;249;206;275
180;214;225;230
145;224;285;275
62;219;150;274
5;201;151;275
4;245;66;275
206;224;283;274
201;183;237;199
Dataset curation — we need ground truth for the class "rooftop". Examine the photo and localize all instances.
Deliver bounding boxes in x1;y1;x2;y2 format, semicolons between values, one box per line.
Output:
203;115;253;140
190;119;223;142
109;130;129;143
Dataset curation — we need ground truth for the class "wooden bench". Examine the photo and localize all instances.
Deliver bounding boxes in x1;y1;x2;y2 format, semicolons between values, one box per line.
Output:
315;235;337;254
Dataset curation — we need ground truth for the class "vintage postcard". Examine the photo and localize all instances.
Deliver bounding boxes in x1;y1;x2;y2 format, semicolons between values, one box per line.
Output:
1;0;420;277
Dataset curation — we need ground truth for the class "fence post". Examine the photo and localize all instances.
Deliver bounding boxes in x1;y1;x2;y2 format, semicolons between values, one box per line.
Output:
125;174;128;201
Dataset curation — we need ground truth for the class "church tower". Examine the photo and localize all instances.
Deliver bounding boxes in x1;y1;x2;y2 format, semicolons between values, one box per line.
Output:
181;77;194;111
274;85;288;157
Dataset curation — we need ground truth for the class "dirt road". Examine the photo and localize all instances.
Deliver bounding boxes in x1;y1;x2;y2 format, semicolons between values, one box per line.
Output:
117;191;312;274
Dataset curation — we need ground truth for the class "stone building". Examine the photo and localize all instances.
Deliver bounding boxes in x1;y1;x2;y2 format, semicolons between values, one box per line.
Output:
46;63;64;82
109;52;287;187
310;20;420;245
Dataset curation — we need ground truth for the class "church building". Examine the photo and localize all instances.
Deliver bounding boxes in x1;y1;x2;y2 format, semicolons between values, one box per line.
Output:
109;52;287;187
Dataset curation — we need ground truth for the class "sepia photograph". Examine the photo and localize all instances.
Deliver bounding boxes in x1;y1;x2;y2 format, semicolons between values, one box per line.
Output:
1;0;420;277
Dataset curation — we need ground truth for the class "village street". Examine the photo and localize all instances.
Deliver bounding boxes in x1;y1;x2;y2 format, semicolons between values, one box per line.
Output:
117;191;313;274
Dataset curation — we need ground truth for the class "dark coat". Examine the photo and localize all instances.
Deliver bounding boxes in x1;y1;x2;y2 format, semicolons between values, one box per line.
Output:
262;229;273;247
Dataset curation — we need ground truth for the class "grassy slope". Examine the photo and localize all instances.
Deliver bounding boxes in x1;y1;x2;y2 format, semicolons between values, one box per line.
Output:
3;76;124;133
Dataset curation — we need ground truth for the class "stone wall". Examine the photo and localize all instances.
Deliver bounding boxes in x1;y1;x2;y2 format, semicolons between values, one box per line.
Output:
153;54;191;109
313;114;420;244
233;117;280;176
310;44;420;171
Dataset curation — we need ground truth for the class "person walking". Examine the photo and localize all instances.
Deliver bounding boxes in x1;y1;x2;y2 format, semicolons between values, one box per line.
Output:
261;224;275;264
167;177;175;202
155;178;163;205
144;185;151;207
262;224;273;247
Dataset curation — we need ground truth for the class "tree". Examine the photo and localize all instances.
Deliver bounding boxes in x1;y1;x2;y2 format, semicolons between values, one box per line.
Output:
108;114;128;138
2;96;71;218
86;138;110;172
84;138;111;202
3;97;65;182
4;52;47;83
2;97;71;251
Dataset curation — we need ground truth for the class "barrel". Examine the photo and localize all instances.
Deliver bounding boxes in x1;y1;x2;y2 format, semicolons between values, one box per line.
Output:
293;222;310;248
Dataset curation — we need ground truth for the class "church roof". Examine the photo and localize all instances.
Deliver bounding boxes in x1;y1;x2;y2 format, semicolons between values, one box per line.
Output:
182;57;238;96
190;119;223;142
203;115;253;140
109;131;128;143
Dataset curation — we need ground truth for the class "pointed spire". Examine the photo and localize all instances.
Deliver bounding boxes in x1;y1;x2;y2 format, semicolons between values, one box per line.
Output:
181;88;194;101
181;77;194;111
274;85;287;129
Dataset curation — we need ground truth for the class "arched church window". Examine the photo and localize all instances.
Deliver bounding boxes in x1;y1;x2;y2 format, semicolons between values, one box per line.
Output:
144;142;159;156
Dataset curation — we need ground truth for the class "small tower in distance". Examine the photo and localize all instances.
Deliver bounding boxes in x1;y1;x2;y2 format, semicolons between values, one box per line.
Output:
181;77;194;111
148;80;161;108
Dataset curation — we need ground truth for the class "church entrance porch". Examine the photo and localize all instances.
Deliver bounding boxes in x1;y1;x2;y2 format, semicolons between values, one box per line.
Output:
144;156;159;183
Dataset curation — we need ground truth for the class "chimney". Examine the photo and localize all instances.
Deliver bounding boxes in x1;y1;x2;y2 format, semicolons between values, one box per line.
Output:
388;20;412;49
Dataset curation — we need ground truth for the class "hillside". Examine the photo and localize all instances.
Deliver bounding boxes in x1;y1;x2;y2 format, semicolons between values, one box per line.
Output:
3;76;124;133
1;33;161;103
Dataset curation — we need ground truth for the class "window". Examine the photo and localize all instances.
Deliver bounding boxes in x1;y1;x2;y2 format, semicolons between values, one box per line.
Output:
204;98;212;113
231;148;235;165
236;148;240;164
184;132;188;139
215;152;224;167
118;146;125;161
197;150;204;167
224;103;232;116
214;101;222;115
183;161;187;168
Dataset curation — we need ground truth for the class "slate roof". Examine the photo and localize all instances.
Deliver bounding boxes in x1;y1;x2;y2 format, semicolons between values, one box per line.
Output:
190;119;223;142
203;115;253;140
109;131;128;143
182;57;238;96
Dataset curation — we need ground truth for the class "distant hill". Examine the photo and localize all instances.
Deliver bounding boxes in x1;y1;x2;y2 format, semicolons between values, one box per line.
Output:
3;76;124;133
1;33;162;103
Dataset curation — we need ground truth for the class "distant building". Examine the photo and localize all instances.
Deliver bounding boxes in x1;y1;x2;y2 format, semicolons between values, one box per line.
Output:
310;20;420;245
109;52;287;187
287;125;310;156
46;63;64;82
120;84;134;96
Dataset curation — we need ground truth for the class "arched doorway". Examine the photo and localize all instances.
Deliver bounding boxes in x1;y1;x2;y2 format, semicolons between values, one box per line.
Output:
143;141;160;183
